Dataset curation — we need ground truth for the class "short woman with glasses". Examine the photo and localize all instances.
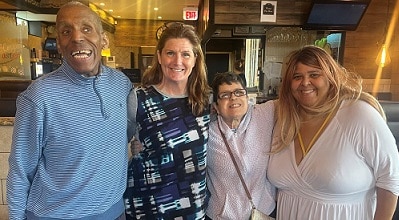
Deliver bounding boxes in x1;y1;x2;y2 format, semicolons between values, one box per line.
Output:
206;72;276;219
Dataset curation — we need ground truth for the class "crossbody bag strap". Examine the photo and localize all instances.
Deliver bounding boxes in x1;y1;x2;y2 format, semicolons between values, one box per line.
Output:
217;121;256;209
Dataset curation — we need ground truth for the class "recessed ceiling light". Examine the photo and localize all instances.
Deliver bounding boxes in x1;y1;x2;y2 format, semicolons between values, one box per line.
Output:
99;3;105;6
158;16;162;19
154;8;159;11
108;9;113;12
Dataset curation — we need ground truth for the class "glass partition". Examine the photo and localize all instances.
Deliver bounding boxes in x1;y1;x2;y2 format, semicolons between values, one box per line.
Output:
262;27;345;95
0;12;30;80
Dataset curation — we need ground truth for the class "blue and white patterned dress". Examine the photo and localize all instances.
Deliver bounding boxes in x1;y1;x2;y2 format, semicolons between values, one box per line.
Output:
125;86;210;220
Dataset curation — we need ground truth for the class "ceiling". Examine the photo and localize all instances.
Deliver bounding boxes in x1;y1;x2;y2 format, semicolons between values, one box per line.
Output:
4;0;200;22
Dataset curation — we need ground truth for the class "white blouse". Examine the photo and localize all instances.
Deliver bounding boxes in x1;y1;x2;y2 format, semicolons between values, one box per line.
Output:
268;100;399;220
206;101;276;219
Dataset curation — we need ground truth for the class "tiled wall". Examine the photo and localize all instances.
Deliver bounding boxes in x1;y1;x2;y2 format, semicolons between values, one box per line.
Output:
362;79;391;93
0;123;12;220
362;78;392;100
106;32;137;69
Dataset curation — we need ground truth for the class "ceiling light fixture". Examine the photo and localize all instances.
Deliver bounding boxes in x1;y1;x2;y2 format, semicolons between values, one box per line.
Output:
375;44;391;67
375;0;395;68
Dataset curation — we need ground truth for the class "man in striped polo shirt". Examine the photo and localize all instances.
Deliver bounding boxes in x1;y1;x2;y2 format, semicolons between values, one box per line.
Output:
7;2;132;219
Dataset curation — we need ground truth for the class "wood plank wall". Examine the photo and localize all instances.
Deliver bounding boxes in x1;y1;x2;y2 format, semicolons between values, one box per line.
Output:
345;0;398;100
345;0;397;77
114;19;196;47
213;0;310;25
114;19;164;47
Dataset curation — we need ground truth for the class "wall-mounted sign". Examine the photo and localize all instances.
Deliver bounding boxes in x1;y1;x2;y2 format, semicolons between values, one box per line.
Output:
260;1;277;22
183;7;198;20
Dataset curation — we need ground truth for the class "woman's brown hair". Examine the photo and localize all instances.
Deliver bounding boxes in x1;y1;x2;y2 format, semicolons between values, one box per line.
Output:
141;22;210;116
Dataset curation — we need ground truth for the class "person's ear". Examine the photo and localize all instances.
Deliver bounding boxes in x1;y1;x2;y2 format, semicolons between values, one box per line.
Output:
212;102;219;114
157;50;162;65
56;38;61;54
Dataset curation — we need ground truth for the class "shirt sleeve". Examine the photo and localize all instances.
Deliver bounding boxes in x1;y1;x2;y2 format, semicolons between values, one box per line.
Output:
7;94;44;220
356;102;399;195
127;88;138;141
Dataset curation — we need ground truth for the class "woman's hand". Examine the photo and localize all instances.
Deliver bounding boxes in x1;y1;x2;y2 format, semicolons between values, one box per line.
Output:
130;137;143;156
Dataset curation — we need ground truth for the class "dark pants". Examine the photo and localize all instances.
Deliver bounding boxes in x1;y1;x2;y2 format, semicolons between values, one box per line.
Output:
116;213;126;220
269;208;277;218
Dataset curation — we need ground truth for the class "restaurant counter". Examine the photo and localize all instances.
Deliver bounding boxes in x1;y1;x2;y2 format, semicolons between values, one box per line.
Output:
0;80;31;117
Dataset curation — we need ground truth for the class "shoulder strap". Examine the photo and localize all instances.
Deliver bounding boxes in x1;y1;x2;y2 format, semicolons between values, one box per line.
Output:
217;121;256;209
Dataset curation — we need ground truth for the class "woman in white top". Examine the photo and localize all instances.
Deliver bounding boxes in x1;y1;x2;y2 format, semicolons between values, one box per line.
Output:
268;45;399;220
206;72;276;219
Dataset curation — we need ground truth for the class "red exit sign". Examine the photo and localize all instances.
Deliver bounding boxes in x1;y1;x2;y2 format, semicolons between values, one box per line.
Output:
183;7;198;20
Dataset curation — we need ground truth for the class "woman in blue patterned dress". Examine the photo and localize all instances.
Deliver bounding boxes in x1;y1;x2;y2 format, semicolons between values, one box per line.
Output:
124;22;210;220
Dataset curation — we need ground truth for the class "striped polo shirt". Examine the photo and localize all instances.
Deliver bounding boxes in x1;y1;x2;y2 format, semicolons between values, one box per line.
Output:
7;61;132;220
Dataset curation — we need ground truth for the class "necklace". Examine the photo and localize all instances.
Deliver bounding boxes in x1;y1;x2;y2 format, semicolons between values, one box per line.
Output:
298;110;334;156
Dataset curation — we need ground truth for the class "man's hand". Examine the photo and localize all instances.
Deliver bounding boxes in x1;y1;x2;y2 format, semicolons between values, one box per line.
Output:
130;137;143;156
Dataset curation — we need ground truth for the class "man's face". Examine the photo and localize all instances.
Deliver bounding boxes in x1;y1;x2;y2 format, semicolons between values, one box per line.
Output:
56;5;108;77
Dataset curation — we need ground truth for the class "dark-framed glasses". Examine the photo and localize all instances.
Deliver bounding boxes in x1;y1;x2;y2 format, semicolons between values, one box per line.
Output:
218;89;247;100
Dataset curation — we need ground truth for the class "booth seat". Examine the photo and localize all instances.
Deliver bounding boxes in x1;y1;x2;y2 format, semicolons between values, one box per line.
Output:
380;101;399;146
380;101;399;220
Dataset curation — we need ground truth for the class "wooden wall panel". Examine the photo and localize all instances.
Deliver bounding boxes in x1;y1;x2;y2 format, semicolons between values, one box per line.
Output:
0;1;17;10
114;19;196;47
114;20;164;47
392;37;399;101
344;0;396;80
213;0;311;25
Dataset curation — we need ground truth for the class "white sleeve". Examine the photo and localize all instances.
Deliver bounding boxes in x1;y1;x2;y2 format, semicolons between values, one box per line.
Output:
355;101;399;195
127;88;138;141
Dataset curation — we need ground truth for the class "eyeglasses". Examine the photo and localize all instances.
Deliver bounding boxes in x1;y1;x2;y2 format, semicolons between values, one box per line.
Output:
217;89;247;100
